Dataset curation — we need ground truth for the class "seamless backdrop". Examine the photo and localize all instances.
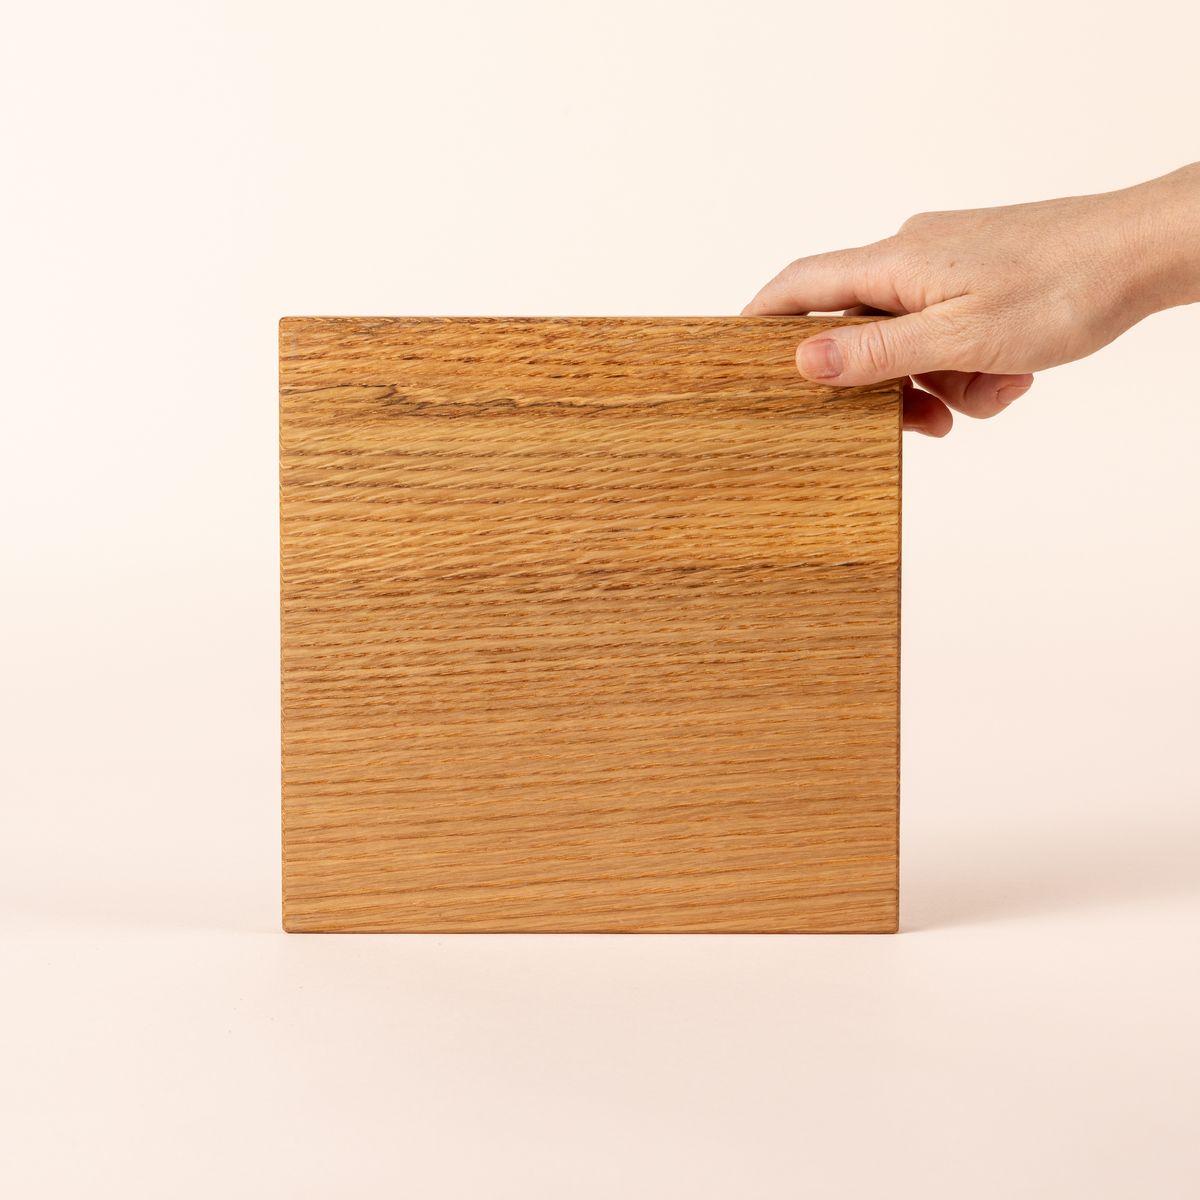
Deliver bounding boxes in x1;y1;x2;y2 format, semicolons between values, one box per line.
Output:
3;2;1199;1197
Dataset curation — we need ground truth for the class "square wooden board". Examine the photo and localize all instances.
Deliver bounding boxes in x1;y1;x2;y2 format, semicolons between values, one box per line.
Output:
280;317;901;932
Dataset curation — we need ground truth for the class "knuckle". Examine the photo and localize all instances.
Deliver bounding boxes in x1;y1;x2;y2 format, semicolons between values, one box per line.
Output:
890;245;930;287
780;254;811;280
898;210;935;233
961;383;1004;418
910;208;952;226
941;310;991;369
861;236;901;277
854;322;896;376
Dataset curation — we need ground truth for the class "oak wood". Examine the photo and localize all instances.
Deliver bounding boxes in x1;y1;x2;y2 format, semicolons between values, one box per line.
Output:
280;317;901;932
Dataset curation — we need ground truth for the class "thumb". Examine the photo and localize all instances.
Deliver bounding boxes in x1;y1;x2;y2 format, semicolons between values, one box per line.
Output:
796;311;963;386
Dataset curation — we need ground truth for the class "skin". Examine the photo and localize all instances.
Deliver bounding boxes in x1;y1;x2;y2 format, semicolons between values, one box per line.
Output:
744;163;1200;436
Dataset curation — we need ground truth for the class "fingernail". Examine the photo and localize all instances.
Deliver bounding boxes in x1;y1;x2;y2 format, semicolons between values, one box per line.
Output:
798;338;843;380
996;384;1029;407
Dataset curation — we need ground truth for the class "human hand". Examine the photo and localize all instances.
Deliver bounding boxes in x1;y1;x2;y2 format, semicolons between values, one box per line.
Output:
744;164;1200;435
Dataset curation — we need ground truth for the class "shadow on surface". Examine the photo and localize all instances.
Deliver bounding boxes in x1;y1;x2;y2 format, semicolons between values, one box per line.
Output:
903;810;1200;930
2;880;276;935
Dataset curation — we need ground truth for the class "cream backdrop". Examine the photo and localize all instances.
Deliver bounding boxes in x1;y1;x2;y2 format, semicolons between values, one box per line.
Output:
3;2;1198;1196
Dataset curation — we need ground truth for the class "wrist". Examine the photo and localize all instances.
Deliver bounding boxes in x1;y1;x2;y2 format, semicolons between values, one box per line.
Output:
1120;164;1200;315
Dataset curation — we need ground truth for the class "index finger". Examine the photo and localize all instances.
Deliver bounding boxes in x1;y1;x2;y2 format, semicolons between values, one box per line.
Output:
742;246;886;316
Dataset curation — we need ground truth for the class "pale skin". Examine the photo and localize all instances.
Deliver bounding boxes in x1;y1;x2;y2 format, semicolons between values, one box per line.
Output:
744;163;1200;436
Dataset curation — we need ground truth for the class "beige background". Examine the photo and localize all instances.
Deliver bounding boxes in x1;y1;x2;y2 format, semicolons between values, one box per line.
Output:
3;1;1198;1195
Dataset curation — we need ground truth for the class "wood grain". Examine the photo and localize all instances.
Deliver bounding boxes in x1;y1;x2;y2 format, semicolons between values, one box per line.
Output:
280;317;901;932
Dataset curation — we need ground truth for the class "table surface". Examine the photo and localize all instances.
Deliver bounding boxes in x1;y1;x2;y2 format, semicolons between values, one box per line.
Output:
7;799;1199;1197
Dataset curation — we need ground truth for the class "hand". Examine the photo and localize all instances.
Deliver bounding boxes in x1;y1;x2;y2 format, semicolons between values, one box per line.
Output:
744;165;1200;435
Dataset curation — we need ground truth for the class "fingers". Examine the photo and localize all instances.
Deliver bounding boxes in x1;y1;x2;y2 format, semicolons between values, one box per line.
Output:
795;306;968;386
913;370;1033;418
748;253;1032;418
901;370;1030;438
903;383;953;437
742;247;882;316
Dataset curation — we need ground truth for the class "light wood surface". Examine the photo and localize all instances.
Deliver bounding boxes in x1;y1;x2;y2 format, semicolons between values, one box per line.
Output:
280;317;901;932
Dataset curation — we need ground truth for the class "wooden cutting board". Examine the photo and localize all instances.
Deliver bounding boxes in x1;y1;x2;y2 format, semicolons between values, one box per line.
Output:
280;317;901;932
